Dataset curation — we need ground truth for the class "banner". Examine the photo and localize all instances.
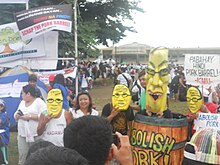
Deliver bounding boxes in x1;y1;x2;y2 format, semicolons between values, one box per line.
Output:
0;23;58;69
15;4;72;40
184;54;220;87
0;80;27;98
194;113;220;130
36;67;77;85
0;0;29;3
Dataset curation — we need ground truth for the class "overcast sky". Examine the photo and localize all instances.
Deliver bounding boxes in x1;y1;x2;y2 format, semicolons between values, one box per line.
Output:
115;0;220;48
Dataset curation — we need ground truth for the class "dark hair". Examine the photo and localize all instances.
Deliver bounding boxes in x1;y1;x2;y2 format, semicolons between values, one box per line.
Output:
54;74;65;86
75;92;93;114
64;116;113;165
28;74;37;82
24;145;88;165
138;70;146;78
26;141;54;159
22;84;36;97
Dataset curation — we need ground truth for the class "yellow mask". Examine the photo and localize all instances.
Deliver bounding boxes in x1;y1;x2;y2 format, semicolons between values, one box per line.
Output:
146;47;169;113
47;89;63;118
186;87;202;113
112;84;131;111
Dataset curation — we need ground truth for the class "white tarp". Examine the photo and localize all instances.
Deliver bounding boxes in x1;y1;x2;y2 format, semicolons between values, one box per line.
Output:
0;0;29;3
0;22;58;69
184;54;220;87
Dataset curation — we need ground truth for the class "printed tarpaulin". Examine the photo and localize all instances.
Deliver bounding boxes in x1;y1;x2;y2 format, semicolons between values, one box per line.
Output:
0;0;29;3
15;4;72;40
184;128;220;164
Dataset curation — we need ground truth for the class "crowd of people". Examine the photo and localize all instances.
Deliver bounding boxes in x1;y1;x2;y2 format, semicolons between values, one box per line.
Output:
0;52;220;164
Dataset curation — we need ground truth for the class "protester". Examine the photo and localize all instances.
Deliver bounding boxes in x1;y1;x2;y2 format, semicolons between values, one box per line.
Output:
28;74;43;99
116;68;132;88
0;99;10;165
48;74;56;91
64;116;133;165
130;70;146;112
26;140;54;159
101;84;134;135
37;89;72;146
185;87;216;140
53;74;70;111
79;68;90;92
145;47;172;118
24;145;89;165
14;84;47;165
71;92;98;119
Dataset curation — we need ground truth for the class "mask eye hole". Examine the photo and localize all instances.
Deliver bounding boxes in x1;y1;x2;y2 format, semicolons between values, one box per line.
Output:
159;68;169;76
55;99;63;103
147;68;155;76
47;99;54;103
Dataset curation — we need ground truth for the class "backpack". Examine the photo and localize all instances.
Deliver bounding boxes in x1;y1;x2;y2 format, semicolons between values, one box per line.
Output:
131;80;142;102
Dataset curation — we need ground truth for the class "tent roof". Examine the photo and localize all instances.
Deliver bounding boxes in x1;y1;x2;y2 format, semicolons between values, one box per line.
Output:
0;65;33;77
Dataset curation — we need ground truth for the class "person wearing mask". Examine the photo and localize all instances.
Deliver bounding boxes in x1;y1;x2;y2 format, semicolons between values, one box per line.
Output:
145;47;172;118
37;89;72;146
101;84;134;135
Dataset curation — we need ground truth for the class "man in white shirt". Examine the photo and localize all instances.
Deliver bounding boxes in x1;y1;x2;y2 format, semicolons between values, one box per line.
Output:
116;69;132;88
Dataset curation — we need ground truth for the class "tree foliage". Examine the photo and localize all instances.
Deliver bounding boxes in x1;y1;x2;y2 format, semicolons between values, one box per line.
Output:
0;0;143;58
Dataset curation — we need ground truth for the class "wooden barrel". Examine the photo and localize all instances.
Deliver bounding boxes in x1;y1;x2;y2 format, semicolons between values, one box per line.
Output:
130;114;188;165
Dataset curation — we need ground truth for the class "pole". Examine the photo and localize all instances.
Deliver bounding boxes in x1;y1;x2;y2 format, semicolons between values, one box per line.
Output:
26;2;29;10
74;0;78;97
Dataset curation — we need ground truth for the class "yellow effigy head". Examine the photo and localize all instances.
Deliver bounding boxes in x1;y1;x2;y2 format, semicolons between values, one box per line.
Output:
146;47;169;113
47;89;63;117
186;87;202;113
112;84;131;111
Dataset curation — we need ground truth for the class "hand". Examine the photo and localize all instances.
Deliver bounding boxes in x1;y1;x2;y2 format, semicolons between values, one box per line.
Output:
41;114;52;125
111;106;120;118
112;132;133;165
19;114;31;121
156;111;164;118
200;104;209;113
146;109;152;116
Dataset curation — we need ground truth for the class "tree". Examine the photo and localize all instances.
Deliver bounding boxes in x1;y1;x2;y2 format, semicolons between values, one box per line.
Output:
0;0;143;58
0;27;21;53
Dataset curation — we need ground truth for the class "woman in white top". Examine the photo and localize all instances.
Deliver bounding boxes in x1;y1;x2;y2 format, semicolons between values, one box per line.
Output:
14;84;46;165
72;92;98;119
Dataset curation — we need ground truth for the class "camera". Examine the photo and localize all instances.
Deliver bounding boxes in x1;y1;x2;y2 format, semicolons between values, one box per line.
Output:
112;134;119;146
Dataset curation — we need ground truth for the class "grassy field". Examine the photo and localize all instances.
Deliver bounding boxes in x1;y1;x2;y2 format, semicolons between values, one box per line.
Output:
8;79;188;164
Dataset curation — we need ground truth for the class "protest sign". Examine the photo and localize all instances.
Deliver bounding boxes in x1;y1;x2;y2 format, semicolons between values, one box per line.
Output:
184;54;220;87
15;4;72;40
194;113;220;131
